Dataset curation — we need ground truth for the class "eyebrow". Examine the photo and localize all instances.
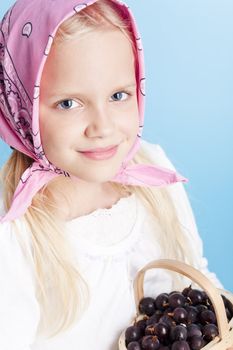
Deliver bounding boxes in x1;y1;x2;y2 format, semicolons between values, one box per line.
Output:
48;83;137;98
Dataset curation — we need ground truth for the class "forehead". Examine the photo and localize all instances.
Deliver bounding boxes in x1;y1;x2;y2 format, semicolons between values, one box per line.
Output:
40;28;136;94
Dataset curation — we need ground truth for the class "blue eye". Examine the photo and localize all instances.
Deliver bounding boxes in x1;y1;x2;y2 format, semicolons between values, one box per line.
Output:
111;92;129;102
57;99;79;110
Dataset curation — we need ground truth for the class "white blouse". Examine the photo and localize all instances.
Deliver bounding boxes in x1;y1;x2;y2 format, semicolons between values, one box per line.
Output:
0;140;223;350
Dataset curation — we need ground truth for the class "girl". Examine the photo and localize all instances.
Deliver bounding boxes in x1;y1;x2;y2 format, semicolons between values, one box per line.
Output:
0;0;225;349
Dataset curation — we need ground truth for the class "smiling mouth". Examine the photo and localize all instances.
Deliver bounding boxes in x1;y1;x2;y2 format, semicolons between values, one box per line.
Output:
79;145;119;160
80;144;119;152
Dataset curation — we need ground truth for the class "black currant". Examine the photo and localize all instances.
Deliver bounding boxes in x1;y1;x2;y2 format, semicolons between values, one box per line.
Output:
172;307;188;324
139;297;156;317
182;285;192;297
154;293;169;311
203;324;218;341
170;325;187;342
141;335;160;350
168;293;186;309
171;340;190;350
146;311;163;326
187;324;202;339
188;335;205;350
199;309;216;325
125;325;143;345
127;341;142;350
185;305;198;324
187;290;203;306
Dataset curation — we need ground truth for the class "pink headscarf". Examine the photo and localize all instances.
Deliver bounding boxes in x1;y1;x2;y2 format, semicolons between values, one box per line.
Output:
0;0;187;223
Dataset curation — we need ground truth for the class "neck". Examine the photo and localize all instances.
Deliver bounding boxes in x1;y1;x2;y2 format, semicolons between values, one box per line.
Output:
47;176;131;221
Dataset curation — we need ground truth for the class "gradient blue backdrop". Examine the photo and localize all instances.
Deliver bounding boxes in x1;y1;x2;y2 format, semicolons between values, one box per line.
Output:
0;0;232;290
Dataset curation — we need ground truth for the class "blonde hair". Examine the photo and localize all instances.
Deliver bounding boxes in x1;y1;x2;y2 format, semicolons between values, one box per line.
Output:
0;0;196;339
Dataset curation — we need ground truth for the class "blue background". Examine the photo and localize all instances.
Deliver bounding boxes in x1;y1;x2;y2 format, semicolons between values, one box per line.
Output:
0;1;232;291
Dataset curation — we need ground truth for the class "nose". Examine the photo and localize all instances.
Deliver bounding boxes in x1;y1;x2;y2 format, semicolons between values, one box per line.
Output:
84;104;115;138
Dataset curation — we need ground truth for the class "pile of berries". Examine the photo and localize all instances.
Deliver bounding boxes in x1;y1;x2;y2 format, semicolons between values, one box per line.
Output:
124;285;233;350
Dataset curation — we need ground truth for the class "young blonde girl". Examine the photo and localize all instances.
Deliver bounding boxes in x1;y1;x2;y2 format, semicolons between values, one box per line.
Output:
0;0;223;349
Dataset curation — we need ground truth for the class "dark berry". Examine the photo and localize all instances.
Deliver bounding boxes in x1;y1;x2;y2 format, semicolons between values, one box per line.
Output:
136;319;147;332
201;291;212;306
128;341;142;350
170;325;187;342
169;291;180;296
187;324;202;339
154;293;169;311
146;312;163;326
154;322;169;341
203;324;218;341
199;310;216;325
139;297;156;316
145;324;157;336
159;315;176;328
187;290;203;305
171;340;190;350
168;293;186;309
164;307;174;316
141;335;160;350
125;325;143;345
185;306;198;324
172;307;188;324
145;322;170;341
182;285;192;297
195;305;208;314
189;335;205;350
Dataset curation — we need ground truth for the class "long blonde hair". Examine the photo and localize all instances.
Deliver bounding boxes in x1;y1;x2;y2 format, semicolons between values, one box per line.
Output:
0;0;196;339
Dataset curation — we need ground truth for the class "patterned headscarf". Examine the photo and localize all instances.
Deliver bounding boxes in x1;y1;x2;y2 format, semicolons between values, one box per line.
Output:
0;0;187;223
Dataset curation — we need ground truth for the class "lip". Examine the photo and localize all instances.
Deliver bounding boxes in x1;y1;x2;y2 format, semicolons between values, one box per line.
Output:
79;145;119;160
80;145;118;152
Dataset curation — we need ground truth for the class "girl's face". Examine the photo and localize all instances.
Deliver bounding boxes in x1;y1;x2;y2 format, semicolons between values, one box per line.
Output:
39;28;139;184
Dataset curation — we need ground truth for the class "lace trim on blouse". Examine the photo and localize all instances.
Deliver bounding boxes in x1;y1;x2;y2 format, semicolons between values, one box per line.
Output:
65;193;147;258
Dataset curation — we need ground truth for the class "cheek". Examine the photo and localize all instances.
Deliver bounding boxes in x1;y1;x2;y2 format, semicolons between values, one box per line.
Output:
39;110;76;148
40;119;55;150
39;107;53;148
125;106;139;137
118;99;139;134
39;118;69;161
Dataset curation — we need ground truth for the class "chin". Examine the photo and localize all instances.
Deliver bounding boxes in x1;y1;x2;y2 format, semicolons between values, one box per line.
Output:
70;167;121;183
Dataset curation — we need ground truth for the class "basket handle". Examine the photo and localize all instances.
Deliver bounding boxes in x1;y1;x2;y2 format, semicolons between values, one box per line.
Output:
133;259;229;340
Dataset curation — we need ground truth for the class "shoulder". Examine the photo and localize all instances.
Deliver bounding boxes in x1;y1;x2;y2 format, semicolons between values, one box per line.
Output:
139;139;190;215
139;139;204;255
139;139;192;225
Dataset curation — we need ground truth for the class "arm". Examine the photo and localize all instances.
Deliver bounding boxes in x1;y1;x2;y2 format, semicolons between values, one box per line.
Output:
0;221;40;349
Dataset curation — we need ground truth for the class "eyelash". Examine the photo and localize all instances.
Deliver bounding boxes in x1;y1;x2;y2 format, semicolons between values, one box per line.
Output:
56;91;132;111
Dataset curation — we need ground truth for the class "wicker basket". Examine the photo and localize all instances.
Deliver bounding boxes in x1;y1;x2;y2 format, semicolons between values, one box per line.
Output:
118;259;233;350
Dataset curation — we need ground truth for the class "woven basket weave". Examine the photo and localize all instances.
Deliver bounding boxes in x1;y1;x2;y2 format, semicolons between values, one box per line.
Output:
118;259;233;350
